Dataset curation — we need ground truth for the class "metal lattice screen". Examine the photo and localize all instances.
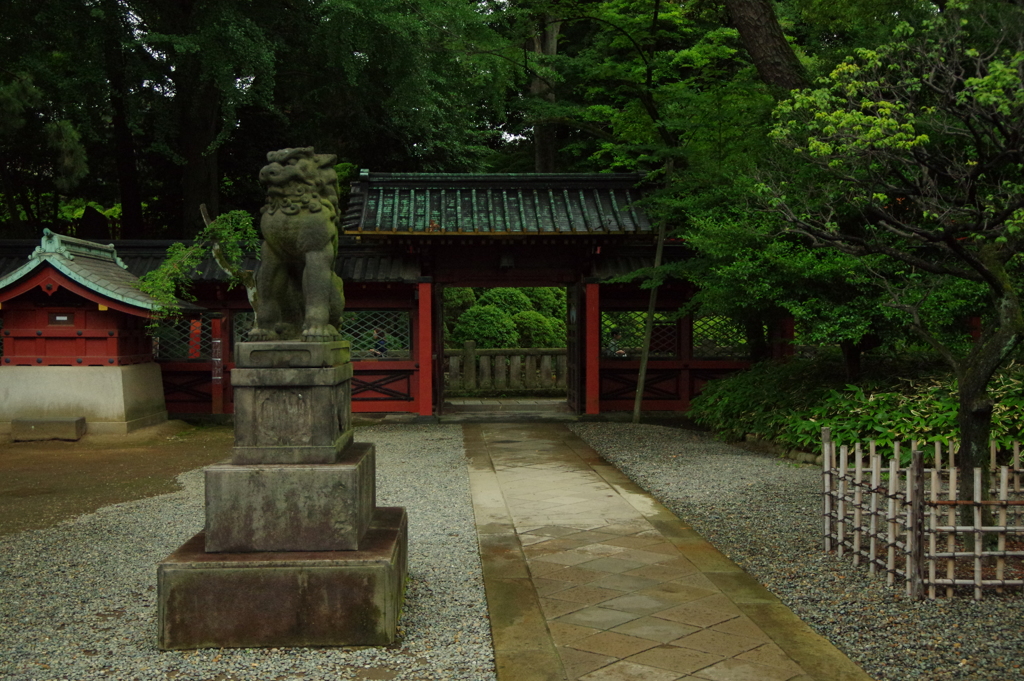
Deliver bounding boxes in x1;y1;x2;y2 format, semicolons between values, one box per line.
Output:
692;316;747;359
232;311;255;346
341;310;411;359
600;311;678;359
154;314;215;360
229;311;410;359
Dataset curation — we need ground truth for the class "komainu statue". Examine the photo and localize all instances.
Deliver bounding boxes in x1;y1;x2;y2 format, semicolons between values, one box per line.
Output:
249;147;346;341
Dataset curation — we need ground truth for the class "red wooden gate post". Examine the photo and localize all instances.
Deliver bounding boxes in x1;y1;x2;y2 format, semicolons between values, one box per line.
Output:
585;282;601;415
417;282;433;416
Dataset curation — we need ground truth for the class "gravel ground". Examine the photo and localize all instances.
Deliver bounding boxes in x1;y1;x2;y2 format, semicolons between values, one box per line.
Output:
0;424;495;681
570;422;1024;681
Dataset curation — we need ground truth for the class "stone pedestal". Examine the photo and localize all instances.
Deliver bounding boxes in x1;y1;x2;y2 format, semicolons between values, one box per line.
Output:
157;341;407;649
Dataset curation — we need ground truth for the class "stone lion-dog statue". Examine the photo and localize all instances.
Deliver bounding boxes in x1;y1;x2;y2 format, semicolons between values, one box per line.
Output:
249;147;346;342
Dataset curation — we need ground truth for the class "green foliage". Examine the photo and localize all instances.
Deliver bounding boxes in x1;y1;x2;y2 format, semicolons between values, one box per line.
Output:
450;305;519;349
475;288;534;316
0;0;514;236
512;310;564;348
137;210;258;323
521;287;566;320
690;356;1024;462
443;287;477;329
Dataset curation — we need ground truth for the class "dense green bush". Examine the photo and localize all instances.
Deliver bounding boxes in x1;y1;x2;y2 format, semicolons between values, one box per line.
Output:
450;305;519;348
443;287;476;327
512;310;563;348
689;355;1024;462
475;288;534;316
522;287;567;320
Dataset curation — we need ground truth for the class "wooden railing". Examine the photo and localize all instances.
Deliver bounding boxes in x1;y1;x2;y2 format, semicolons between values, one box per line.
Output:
444;341;567;391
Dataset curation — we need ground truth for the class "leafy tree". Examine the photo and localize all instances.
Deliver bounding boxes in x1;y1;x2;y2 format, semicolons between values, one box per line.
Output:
0;0;513;237
764;1;1024;518
137;209;259;324
450;305;520;348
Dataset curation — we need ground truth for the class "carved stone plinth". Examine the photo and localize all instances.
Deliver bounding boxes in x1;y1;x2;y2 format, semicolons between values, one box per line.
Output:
157;341;407;649
231;342;353;465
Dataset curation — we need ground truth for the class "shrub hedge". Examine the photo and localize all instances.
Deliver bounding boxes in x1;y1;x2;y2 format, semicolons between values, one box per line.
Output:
688;354;1024;463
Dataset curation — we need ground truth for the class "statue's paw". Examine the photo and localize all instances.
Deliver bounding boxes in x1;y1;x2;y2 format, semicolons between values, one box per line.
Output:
301;324;341;342
248;327;279;341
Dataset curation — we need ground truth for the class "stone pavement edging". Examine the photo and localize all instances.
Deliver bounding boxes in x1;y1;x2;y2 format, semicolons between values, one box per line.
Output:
465;423;873;681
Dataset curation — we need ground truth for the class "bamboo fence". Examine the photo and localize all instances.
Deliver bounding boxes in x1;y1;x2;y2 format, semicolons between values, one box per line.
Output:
821;427;1024;599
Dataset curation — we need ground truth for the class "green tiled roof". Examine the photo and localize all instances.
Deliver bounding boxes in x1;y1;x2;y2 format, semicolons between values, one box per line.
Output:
343;172;651;235
0;230;197;313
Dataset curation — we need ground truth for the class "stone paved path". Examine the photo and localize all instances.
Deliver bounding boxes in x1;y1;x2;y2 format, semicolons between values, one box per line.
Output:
465;422;873;681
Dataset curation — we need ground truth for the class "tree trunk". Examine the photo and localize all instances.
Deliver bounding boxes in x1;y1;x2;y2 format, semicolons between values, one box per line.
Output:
101;0;144;237
0;166;27;234
952;277;1024;544
531;16;560;173
109;92;144;237
745;317;770;362
724;0;809;93
175;63;220;236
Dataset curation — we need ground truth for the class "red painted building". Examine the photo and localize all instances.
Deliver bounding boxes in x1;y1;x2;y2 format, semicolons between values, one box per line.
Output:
0;230;176;433
0;173;790;419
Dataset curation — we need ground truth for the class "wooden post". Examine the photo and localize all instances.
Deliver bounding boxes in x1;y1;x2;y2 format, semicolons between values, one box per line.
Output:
929;469;938;599
869;451;880;575
973;468;983;600
946;464;957;598
417;281;433;416
838;445;848;558
585;282;600;415
908;449;924;599
1014;442;1021;493
854;443;863;567
887;456;899;587
997;466;1009;595
822;427;833;553
464;340;477;390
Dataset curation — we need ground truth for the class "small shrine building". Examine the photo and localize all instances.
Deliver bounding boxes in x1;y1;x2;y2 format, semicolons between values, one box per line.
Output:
0;230;176;434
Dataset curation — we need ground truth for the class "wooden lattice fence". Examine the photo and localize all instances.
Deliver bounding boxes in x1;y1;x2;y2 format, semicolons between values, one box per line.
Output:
821;428;1024;599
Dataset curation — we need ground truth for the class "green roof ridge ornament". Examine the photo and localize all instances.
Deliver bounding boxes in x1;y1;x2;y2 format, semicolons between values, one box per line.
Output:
31;228;128;270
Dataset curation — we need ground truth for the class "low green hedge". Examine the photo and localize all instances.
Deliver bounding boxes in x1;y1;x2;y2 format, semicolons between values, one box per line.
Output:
688;354;1024;462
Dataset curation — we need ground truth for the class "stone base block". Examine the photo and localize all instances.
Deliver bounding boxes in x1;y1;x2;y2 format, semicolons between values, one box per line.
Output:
230;365;353;464
0;363;167;435
231;430;355;465
158;507;407;650
11;416;86;441
205;443;375;552
235;341;350;368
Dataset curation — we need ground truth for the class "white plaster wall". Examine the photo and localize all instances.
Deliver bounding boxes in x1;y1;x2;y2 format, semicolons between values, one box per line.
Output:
0;363;168;434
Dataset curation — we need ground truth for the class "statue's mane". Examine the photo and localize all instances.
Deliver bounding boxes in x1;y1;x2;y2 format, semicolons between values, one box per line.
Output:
259;147;340;222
